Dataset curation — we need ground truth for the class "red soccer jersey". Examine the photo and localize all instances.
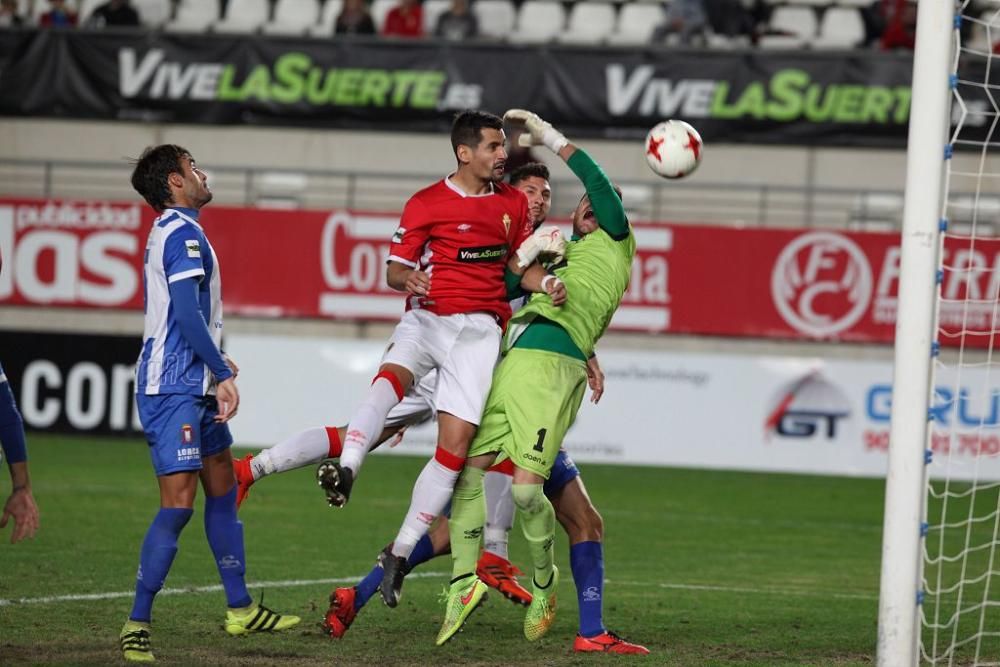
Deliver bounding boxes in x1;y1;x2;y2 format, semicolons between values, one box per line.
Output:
388;177;532;325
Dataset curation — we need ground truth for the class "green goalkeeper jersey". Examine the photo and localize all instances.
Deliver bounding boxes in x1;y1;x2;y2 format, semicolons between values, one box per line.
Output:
506;149;636;359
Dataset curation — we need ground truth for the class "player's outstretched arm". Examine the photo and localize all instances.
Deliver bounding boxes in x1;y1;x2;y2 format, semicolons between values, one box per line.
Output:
1;461;39;544
504;109;629;241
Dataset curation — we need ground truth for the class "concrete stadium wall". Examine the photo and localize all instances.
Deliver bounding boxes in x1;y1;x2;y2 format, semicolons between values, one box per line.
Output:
0;118;916;192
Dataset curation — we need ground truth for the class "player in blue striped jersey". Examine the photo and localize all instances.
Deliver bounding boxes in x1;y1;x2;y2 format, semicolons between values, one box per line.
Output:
120;145;299;663
0;252;40;544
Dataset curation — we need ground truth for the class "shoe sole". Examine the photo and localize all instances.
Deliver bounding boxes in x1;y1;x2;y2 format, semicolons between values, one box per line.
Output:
435;585;487;646
316;462;347;507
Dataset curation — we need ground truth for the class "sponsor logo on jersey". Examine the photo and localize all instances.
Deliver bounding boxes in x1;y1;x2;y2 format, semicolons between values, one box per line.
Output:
521;452;545;465
457;244;507;263
392;227;405;243
185;239;201;258
181;423;193;444
457;223;471;233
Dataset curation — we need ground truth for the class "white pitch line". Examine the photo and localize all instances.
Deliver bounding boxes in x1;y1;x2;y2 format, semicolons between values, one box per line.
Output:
0;571;446;607
1;573;878;607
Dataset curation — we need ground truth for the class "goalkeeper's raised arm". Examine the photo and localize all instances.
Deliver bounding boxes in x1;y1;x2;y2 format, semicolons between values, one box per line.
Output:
503;109;629;242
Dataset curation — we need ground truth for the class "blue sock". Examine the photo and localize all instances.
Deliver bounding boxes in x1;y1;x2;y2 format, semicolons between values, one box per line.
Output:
354;535;437;611
570;541;605;638
204;485;252;609
130;507;193;622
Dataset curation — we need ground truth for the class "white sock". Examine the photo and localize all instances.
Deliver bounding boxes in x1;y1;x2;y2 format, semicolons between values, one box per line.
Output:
391;452;462;558
250;427;334;480
483;470;514;560
340;375;403;476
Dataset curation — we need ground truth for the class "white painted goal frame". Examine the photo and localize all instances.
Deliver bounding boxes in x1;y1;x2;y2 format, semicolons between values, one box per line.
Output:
877;1;999;665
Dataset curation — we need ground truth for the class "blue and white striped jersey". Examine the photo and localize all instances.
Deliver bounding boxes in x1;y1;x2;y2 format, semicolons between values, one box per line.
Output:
136;207;223;396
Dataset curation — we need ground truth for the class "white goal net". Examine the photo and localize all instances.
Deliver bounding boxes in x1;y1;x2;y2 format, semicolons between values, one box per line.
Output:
920;3;1000;664
879;1;1000;665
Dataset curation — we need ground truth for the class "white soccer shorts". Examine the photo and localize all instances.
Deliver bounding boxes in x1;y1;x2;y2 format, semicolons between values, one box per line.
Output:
381;309;501;425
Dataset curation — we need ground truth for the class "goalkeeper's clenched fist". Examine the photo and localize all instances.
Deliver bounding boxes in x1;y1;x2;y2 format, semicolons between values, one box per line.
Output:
515;225;567;269
504;109;568;154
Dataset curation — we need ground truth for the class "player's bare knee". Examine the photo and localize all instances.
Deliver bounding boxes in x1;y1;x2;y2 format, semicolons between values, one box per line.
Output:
585;506;604;542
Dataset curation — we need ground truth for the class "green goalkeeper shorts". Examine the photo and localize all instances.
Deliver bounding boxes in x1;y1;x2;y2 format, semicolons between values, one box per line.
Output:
469;348;588;479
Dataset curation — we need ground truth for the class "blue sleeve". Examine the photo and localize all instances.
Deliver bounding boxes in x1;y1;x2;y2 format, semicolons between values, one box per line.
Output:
167;278;233;383
0;378;27;464
163;224;206;283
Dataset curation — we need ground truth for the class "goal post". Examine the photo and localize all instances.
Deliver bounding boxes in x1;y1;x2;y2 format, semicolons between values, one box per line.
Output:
876;1;955;665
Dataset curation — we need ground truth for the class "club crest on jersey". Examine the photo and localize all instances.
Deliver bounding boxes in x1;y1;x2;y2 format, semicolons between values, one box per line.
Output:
181;424;193;444
502;213;511;233
185;240;201;258
392;227;406;243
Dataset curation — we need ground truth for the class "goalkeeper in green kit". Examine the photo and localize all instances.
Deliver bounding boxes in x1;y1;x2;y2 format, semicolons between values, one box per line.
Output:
436;109;637;647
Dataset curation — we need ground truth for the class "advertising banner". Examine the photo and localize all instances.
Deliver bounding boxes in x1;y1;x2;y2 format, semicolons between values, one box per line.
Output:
225;334;1000;481
2;29;985;147
0;330;143;436
5;197;1000;344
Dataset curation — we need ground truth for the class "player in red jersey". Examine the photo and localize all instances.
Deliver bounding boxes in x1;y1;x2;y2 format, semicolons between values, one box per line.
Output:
317;110;567;608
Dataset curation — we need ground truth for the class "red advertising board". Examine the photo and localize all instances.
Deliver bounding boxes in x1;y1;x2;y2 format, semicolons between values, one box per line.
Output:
1;198;997;344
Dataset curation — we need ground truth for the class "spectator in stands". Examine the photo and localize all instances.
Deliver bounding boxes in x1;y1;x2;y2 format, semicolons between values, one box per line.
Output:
879;0;915;50
39;0;78;27
87;0;141;28
435;0;478;41
0;0;24;27
336;0;376;35
382;0;422;38
703;0;755;42
651;0;707;46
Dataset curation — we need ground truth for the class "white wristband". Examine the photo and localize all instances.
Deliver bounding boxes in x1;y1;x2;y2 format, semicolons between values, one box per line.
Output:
541;126;568;154
541;274;561;291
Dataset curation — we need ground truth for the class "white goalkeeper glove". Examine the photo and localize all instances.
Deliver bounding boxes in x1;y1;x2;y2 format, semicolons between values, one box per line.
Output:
504;109;569;154
515;225;566;269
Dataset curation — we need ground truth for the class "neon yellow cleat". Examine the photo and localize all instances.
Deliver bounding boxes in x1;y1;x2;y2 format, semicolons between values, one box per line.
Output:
435;576;488;646
224;598;301;636
524;566;558;641
120;620;155;663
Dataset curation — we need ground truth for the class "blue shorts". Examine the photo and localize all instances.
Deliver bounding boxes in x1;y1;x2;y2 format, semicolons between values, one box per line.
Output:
136;394;233;476
543;449;580;498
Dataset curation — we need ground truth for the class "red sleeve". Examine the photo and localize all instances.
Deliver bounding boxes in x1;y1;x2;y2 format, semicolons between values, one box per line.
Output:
508;191;533;257
388;197;432;267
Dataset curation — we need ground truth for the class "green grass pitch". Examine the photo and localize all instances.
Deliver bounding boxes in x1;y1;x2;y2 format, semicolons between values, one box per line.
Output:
0;434;886;666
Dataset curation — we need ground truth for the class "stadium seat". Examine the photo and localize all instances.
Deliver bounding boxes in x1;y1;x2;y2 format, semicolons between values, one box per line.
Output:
132;0;172;27
606;3;664;45
757;6;817;49
164;0;220;32
423;0;451;35
473;0;516;40
811;7;864;49
308;0;343;36
371;0;396;32
558;2;616;44
510;0;566;43
213;0;270;33
263;0;320;35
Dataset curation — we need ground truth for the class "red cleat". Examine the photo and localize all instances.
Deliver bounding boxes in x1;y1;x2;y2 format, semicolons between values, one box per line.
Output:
233;454;255;509
476;552;532;607
574;631;650;655
323;587;358;639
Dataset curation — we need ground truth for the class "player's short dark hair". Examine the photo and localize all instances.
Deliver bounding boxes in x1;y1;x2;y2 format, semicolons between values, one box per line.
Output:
131;144;191;212
509;162;550;186
451;110;503;156
580;184;624;204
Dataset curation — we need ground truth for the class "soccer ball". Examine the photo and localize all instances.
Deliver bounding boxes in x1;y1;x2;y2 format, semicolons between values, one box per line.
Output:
644;120;703;179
